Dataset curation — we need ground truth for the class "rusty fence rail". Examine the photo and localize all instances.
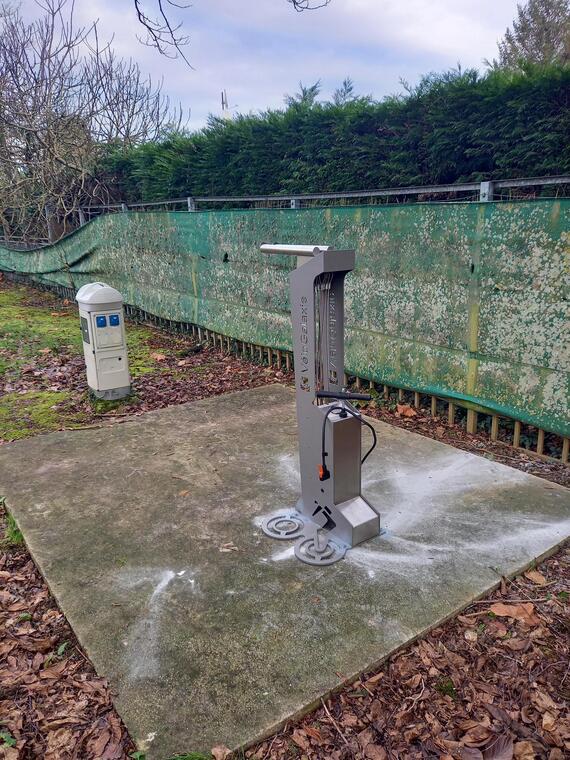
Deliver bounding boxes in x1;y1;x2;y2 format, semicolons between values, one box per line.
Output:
3;270;569;466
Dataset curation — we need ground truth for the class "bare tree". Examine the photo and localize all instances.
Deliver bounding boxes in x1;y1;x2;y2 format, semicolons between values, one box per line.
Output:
287;0;331;9
489;0;570;68
132;0;332;61
0;0;181;244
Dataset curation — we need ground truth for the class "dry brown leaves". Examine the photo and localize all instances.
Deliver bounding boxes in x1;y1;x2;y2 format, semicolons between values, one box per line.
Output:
247;546;570;760
0;509;135;759
363;402;569;488
396;404;418;418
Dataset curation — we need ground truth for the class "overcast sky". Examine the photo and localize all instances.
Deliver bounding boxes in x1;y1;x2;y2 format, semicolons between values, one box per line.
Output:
24;0;520;130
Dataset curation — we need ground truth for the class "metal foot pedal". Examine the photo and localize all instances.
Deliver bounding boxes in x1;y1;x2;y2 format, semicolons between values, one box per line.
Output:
294;529;347;566
261;512;305;540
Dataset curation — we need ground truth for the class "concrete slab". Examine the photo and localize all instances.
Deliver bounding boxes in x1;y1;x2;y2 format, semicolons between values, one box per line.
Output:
0;384;568;759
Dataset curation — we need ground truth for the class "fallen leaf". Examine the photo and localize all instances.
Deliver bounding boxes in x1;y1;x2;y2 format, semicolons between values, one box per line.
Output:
504;638;529;652
396;404;417;417
211;745;231;760
178;489;189;497
365;745;387;760
542;711;556;731
489;602;540;627
483;734;513;760
513;741;535;760
219;542;239;552
487;619;509;638
461;749;483;760
341;712;359;727
465;629;478;642
150;352;167;362
531;689;560;714
0;748;19;760
304;726;324;742
524;569;546;586
365;672;384;686
292;729;310;751
462;724;493;747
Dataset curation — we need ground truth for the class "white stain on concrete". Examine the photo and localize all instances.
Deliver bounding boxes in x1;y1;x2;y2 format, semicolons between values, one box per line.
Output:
468;517;570;558
270;545;296;562
254;447;569;582
368;449;513;534
346;534;448;580
116;567;198;681
276;452;301;490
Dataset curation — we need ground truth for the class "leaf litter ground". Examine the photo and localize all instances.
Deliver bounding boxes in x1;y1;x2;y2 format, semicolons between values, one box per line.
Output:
0;279;568;759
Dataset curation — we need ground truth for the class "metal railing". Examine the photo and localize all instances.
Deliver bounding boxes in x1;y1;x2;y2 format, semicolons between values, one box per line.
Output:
85;174;570;214
2;175;569;249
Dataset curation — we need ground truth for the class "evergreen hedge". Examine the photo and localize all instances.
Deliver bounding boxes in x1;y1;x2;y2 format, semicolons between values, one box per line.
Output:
100;65;570;201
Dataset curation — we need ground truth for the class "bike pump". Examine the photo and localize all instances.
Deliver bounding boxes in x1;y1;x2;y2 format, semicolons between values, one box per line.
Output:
260;244;380;566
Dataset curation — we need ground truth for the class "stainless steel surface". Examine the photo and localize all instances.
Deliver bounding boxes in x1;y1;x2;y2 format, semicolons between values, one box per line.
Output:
261;513;305;540
260;244;330;256
259;243;381;565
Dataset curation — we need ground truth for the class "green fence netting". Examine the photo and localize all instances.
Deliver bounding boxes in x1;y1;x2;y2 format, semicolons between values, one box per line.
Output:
1;199;568;436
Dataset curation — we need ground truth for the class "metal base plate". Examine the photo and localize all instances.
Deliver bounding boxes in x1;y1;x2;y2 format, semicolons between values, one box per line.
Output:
294;531;347;566
261;512;305;540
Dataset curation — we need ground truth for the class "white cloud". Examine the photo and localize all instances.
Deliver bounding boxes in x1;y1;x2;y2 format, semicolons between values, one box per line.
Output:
20;0;519;128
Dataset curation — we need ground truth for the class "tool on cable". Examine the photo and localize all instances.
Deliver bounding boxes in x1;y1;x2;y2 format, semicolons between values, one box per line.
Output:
259;244;380;565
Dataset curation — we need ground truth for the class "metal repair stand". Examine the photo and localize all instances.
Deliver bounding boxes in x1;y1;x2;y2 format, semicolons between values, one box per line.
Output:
260;244;380;565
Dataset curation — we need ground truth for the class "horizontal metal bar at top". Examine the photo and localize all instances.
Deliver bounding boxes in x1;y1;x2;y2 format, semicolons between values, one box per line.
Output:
194;183;480;203
192;175;570;203
82;176;570;211
493;175;570;189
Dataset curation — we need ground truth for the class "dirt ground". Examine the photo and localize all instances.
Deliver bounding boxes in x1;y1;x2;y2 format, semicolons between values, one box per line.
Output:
0;279;568;760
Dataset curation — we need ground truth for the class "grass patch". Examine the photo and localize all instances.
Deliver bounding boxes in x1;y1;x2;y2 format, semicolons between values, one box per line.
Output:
435;677;457;699
126;327;166;377
0;731;17;748
88;394;135;414
2;507;24;547
0;390;85;441
0;286;82;374
0;284;173;381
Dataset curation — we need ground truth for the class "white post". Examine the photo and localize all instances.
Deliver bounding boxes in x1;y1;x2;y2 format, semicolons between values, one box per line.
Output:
479;181;494;202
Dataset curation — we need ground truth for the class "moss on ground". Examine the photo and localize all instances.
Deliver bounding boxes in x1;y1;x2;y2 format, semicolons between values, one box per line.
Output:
0;287;82;373
0;283;186;441
1;508;24;547
0;390;86;441
88;394;137;414
0;285;172;380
